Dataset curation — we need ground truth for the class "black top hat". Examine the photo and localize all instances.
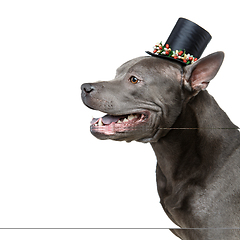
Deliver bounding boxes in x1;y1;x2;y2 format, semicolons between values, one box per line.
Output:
146;18;212;65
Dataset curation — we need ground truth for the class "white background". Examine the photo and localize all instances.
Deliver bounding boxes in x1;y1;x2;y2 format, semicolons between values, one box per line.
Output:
0;0;240;239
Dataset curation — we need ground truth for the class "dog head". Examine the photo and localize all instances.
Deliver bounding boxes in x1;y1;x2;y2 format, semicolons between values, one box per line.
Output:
81;52;224;143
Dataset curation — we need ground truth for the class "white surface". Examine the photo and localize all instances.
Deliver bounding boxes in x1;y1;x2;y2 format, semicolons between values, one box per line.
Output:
0;0;239;239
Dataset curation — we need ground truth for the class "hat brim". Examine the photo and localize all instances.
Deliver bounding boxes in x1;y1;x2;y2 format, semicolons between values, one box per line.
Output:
145;51;187;66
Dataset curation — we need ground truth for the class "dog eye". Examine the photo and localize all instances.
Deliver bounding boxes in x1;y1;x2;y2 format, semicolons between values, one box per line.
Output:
129;76;139;84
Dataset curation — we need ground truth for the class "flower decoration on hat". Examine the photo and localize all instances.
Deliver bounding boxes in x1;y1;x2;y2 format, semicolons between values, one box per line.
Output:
153;42;197;65
146;18;212;66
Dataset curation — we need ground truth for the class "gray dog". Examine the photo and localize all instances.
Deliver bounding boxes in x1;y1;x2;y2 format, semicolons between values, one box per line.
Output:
81;52;240;239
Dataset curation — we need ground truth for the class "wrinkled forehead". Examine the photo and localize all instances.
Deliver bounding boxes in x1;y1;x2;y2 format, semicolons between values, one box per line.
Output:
116;56;183;80
116;57;147;74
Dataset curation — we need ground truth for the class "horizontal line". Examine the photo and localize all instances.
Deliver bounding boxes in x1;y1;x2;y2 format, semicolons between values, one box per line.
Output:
0;228;240;230
92;126;240;130
157;128;240;130
0;228;170;230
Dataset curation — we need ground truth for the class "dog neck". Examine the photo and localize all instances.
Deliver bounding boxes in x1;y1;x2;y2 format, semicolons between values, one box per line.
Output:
150;90;240;210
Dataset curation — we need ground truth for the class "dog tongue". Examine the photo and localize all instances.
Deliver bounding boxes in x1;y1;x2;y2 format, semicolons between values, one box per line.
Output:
90;115;122;125
102;115;120;124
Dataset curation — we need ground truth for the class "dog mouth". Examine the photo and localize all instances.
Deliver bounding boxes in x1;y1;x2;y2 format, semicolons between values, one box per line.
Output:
90;112;149;135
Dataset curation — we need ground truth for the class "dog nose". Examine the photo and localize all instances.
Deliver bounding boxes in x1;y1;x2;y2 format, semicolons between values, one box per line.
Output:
81;83;95;94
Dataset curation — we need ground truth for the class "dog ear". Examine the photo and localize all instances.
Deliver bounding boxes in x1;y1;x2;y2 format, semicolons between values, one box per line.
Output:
183;51;224;91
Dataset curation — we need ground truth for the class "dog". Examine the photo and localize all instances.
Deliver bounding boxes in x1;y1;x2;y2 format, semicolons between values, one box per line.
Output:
81;52;240;239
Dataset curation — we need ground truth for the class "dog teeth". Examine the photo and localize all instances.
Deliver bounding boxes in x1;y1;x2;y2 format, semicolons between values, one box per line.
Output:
93;114;138;126
98;118;103;126
122;114;138;123
128;114;138;120
128;114;135;120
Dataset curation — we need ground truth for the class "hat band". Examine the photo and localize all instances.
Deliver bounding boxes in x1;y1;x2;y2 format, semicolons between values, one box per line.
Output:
152;42;198;65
